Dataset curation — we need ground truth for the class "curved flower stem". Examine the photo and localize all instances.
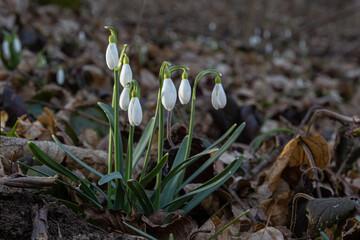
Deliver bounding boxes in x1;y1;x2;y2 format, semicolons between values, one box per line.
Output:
175;70;221;190
151;63;190;210
184;70;221;159
153;61;170;209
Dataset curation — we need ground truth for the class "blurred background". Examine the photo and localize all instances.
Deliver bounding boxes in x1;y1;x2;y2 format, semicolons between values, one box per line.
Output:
1;0;360;143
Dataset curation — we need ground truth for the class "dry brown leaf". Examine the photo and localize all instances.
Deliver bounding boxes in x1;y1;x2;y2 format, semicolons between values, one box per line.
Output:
245;226;284;240
264;134;330;192
0;110;8;130
257;191;292;226
288;134;330;170
84;208;197;240
15;119;51;140
37;107;59;134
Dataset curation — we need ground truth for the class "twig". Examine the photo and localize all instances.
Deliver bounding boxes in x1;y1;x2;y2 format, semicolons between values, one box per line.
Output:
248;149;280;178
0;173;57;188
265;198;278;228
26;99;109;126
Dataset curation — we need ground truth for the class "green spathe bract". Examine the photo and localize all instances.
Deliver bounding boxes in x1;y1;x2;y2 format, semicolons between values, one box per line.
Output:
26;26;246;220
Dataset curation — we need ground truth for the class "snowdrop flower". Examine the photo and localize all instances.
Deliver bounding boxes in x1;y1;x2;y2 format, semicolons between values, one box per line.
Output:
2;40;10;60
161;68;177;111
105;42;119;70
13;37;21;53
120;86;130;110
56;66;65;85
211;76;227;110
128;96;142;126
120;55;132;87
178;71;191;105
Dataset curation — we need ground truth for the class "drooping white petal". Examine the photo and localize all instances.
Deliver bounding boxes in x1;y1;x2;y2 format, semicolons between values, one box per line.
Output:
211;83;227;110
128;97;142;126
105;43;119;70
120;64;132;87
13;37;21;53
119;87;130;110
2;41;10;59
161;78;177;111
56;68;65;85
178;79;191;104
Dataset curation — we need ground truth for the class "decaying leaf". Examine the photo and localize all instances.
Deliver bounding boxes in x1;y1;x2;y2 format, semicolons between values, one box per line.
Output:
288;134;330;170
0;110;8;130
245;226;284;240
264;134;330;192
84;208;198;239
306;197;358;237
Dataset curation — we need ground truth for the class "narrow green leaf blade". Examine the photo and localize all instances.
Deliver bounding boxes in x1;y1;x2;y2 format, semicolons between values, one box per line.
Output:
127;179;154;216
52;135;105;178
133;117;155;168
98;172;123;185
122;221;157;240
98;102;115;132
140;153;168;188
177;123;245;193
181;156;243;214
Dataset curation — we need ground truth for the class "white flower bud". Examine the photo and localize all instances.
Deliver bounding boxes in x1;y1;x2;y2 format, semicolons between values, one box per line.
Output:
120;87;130;110
128;97;142;126
105;42;119;70
120;63;132;87
13;37;21;53
56;67;65;85
211;83;227;110
2;40;10;60
161;78;177;111
178;79;191;104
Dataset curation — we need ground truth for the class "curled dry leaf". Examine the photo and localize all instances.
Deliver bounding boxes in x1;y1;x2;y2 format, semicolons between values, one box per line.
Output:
264;134;330;192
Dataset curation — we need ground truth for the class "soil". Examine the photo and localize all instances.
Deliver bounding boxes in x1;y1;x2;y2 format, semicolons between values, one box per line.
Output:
0;190;118;240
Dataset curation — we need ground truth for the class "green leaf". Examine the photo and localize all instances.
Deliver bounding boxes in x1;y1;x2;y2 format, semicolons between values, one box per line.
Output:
253;128;296;152
52;135;105;178
181;156;243;214
70;105;108;138
18;161;102;208
127;179;154;216
161;157;243;211
122;221;157;240
133;117;155;168
98;102;115;133
27;142;102;208
162;171;232;210
176;123;245;193
6;120;18;137
160;137;188;207
98;172;123;185
161;146;218;191
140;153;168;188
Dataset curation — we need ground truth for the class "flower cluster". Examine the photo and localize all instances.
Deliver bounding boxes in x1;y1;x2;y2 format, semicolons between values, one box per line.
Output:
161;68;227;111
105;30;227;127
105;36;142;126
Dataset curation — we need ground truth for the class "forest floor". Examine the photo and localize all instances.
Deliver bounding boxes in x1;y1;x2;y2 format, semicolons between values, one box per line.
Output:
1;0;360;239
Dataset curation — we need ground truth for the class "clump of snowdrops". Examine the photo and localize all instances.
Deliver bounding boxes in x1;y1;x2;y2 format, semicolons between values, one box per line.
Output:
26;26;245;217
